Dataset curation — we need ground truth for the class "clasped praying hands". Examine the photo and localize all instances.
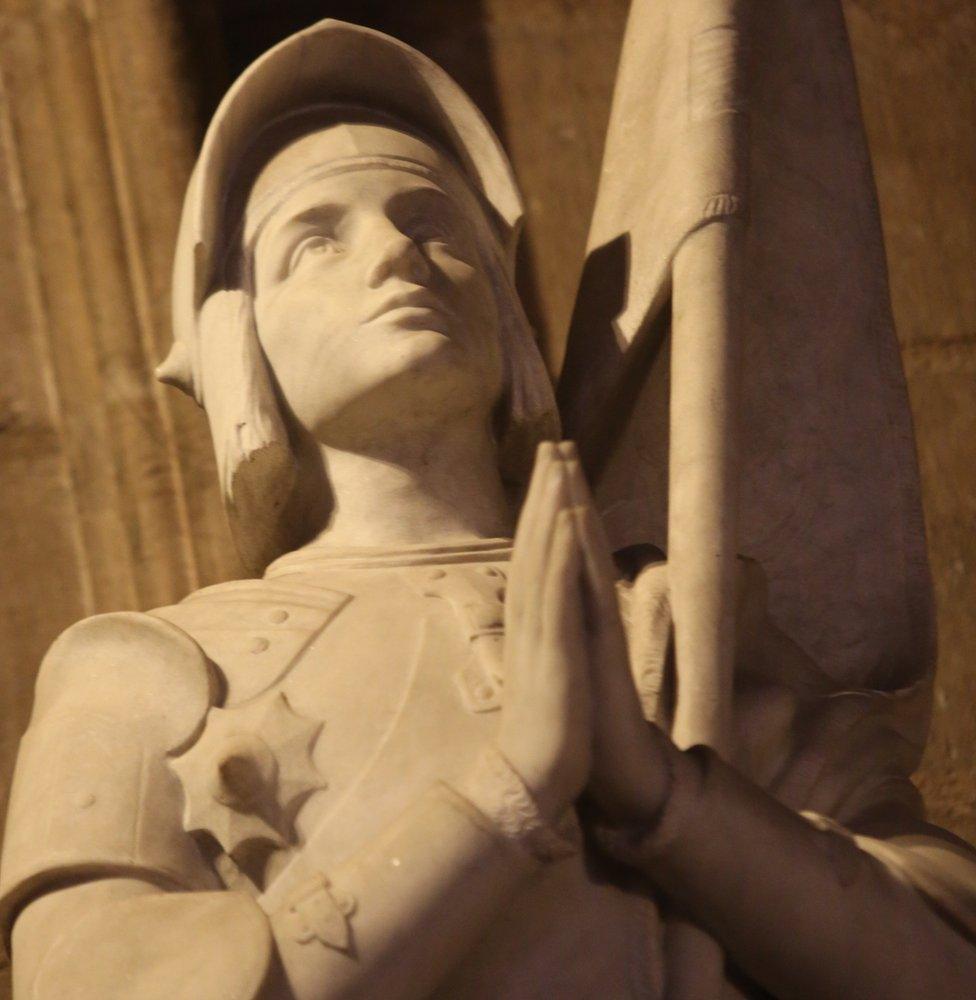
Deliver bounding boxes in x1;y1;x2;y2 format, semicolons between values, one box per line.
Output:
498;440;673;834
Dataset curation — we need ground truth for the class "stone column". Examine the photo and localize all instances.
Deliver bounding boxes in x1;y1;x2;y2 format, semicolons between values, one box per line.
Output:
0;5;241;989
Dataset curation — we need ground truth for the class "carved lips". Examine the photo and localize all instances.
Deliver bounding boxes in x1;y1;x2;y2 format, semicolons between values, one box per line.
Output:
363;286;453;329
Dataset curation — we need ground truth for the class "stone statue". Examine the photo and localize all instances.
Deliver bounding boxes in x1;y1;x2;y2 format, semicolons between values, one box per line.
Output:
2;13;976;1000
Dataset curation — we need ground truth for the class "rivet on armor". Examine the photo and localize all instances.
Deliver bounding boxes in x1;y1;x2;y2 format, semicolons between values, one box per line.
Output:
471;606;504;631
250;636;270;654
335;891;357;916
270;609;289;624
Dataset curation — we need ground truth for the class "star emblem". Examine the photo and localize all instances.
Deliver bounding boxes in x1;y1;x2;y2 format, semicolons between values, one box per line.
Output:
171;689;326;855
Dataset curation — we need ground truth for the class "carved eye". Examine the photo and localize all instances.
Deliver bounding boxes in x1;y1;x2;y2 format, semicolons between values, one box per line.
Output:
406;218;450;246
289;234;344;274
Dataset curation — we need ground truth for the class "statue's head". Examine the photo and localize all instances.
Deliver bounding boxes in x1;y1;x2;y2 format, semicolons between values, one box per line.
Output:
159;21;558;572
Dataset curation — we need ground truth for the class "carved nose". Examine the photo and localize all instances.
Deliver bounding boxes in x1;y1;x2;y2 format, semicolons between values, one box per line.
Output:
366;232;431;287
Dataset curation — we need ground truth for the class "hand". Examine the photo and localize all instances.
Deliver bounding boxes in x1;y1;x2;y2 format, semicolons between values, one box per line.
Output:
557;443;673;828
498;442;591;824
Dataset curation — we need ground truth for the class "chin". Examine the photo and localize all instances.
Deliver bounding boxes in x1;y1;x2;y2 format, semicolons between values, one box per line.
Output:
379;324;463;375
305;323;498;445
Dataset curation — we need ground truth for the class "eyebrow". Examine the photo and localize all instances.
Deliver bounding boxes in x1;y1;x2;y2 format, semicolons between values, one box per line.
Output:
262;202;345;246
249;201;345;280
386;184;460;214
245;179;471;285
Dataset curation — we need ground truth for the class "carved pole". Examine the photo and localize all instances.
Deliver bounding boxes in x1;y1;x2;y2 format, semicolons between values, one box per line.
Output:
564;0;749;755
668;220;742;752
560;1;749;996
664;5;747;992
664;204;743;1000
666;5;748;759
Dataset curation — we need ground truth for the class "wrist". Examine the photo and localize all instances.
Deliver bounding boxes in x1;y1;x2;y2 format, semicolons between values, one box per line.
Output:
456;746;580;863
590;743;710;869
495;730;585;826
588;723;675;828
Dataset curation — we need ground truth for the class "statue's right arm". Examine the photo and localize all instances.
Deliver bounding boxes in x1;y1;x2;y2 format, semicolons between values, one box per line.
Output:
4;446;591;1000
8;766;550;1000
257;444;589;999
0;611;276;999
1;610;565;1000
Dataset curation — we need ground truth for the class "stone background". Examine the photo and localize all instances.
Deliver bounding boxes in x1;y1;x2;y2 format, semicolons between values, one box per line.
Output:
0;0;973;989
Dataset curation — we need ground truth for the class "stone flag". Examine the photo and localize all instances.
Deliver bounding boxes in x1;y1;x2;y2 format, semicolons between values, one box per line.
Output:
559;0;933;695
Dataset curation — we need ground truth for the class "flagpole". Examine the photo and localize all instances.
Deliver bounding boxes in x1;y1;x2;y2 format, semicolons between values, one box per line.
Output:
663;2;748;992
668;219;742;759
559;1;748;990
663;200;743;1000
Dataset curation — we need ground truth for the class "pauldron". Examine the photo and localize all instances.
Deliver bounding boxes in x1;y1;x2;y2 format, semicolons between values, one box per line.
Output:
0;612;221;946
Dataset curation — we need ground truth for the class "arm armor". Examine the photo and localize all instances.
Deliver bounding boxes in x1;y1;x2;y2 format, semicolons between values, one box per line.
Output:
0;612;223;949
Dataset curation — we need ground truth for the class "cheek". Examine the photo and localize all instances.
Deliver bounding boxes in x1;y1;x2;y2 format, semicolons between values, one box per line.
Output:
254;277;357;367
432;252;504;374
252;285;358;422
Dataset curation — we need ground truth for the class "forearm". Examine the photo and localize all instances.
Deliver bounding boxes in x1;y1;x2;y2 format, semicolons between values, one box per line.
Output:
602;747;976;1000
11;878;274;999
264;781;540;999
12;782;542;1000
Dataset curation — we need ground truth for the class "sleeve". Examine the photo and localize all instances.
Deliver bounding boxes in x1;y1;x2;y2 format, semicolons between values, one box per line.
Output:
13;880;273;1000
768;678;976;943
594;742;976;1000
14;770;556;1000
258;747;576;999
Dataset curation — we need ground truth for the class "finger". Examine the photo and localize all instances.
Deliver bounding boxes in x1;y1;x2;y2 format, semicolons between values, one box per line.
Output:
509;441;556;611
544;511;591;747
507;452;572;654
541;507;587;675
558;445;620;607
558;443;613;558
573;505;620;617
510;442;560;573
516;448;571;599
570;502;634;688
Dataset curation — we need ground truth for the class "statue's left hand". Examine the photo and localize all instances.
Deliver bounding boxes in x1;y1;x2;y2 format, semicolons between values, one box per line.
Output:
557;443;672;828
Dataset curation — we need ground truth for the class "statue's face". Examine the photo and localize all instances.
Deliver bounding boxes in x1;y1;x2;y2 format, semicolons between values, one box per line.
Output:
250;164;504;450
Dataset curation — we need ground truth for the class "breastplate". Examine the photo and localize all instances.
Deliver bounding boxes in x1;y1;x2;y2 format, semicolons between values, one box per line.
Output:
157;550;665;998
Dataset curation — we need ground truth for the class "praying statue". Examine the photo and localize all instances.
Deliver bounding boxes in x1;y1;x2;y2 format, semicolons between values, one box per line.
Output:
2;10;976;999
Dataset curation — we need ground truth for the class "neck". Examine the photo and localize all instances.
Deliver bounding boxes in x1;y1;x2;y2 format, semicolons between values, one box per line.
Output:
295;416;514;551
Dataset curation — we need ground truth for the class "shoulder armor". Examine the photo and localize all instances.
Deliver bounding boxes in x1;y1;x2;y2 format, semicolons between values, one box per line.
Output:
29;612;219;748
152;577;351;705
0;613;221;944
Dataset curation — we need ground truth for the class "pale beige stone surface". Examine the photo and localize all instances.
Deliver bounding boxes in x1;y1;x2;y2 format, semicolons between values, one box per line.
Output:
0;2;975;998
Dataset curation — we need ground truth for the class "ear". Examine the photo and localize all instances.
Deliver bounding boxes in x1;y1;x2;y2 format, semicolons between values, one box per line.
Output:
197;290;297;573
